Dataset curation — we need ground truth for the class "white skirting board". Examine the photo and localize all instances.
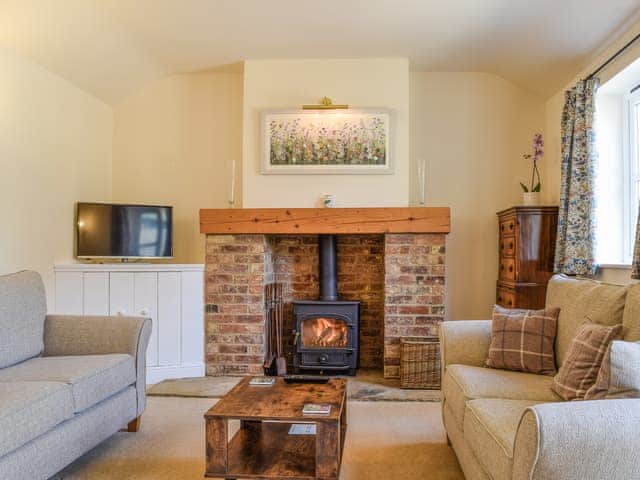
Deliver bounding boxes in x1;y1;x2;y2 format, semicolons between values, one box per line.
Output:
54;263;205;386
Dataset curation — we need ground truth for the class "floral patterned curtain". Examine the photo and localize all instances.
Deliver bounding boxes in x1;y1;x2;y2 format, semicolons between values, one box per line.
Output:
554;78;599;276
632;213;640;278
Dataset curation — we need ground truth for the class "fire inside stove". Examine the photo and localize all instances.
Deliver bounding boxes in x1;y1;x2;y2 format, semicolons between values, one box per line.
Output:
301;317;348;348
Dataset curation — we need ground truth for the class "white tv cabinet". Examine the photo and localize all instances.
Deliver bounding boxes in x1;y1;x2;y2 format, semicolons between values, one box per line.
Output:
53;263;205;384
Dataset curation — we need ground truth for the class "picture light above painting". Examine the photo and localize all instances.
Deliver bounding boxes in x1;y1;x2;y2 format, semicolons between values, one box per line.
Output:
260;108;394;175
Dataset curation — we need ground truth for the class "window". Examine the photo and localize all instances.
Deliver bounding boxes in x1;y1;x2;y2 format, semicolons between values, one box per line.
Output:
594;58;640;266
624;88;640;263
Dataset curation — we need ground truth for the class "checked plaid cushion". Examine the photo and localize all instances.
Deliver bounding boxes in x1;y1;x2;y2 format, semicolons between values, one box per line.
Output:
553;322;623;401
486;305;560;376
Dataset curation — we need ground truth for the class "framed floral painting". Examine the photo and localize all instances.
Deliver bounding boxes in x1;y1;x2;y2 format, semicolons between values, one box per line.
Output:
260;109;393;174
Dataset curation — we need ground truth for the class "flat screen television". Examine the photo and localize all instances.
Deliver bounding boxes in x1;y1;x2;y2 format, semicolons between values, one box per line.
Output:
76;203;173;259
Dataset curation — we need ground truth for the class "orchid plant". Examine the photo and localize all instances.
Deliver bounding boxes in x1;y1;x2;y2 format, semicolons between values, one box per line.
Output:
520;133;544;193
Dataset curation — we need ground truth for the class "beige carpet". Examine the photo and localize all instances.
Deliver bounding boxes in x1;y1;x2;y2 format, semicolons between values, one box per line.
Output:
54;397;463;479
147;369;442;402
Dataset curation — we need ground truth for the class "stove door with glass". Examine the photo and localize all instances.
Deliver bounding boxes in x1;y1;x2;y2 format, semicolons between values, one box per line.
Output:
292;301;359;375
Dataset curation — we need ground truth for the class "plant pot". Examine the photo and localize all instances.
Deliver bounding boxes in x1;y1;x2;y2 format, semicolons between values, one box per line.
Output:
523;192;540;206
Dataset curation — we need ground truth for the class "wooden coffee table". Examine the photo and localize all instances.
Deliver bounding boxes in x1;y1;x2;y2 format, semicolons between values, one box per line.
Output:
204;377;347;480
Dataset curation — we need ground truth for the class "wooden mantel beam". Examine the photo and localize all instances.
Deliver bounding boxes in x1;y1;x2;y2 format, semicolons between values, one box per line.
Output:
199;207;450;235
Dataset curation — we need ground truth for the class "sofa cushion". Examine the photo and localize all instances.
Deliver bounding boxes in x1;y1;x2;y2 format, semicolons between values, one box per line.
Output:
0;271;46;369
585;340;640;400
622;284;640;342
0;381;74;457
0;354;135;412
486;305;559;375
464;399;545;480
553;322;622;401
545;274;627;367
442;364;561;428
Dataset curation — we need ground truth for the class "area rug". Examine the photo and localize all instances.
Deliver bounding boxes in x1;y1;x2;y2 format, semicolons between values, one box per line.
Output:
147;369;441;402
55;397;463;479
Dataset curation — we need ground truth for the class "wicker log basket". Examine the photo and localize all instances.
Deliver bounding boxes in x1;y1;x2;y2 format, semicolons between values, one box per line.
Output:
400;336;441;389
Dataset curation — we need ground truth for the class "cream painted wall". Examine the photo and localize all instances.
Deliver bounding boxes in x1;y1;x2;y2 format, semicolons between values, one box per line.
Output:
0;47;113;307
241;59;409;208
112;72;243;263
411;72;545;319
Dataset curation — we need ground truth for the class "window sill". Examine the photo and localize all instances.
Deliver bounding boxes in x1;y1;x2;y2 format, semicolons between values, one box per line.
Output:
598;263;632;269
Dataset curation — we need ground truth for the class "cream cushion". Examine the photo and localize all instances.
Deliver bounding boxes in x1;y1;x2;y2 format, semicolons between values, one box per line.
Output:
545;274;627;367
442;364;560;428
464;399;546;480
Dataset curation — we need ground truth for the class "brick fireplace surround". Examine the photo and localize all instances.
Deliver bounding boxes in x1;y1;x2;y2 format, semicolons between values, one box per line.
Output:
200;207;450;379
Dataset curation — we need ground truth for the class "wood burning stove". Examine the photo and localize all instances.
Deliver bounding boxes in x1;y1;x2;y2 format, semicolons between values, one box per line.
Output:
293;235;360;375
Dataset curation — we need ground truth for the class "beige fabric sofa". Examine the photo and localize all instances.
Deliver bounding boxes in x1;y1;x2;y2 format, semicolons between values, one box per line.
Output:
440;274;640;480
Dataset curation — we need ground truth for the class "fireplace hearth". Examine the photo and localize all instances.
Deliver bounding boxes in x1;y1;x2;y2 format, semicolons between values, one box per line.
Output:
293;234;360;375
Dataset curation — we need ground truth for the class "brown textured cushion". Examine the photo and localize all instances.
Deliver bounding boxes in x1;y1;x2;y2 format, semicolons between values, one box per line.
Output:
552;322;623;401
486;305;560;375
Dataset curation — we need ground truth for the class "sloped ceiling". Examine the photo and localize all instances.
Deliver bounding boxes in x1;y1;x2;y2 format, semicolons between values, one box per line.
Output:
2;0;639;104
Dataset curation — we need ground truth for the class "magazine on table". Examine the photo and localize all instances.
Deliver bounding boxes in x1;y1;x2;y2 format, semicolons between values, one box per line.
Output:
249;376;276;386
302;403;332;415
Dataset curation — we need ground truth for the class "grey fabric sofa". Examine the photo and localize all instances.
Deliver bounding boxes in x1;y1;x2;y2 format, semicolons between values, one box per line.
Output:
0;271;151;480
440;274;640;480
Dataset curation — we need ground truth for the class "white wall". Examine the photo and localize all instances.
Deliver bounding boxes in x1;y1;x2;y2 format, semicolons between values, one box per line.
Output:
112;72;243;263
411;72;545;319
242;59;410;208
0;47;113;307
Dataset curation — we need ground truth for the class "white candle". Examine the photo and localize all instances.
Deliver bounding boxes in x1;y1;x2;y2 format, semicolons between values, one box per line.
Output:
229;159;236;206
417;157;426;205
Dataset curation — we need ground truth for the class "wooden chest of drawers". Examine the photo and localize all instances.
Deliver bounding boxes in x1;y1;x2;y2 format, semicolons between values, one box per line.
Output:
496;206;558;309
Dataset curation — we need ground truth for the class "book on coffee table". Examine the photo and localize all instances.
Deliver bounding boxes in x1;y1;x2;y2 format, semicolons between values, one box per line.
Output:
249;376;276;386
288;423;316;435
302;403;332;415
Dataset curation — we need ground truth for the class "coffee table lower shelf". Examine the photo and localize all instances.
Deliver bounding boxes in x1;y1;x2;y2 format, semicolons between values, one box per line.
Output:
206;421;344;480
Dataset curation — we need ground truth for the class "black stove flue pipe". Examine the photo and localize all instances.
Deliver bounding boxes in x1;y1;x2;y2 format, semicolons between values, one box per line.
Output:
318;234;338;301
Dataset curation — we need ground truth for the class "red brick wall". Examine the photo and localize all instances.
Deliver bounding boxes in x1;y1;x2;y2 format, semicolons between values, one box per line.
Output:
337;235;384;368
267;235;384;369
269;235;319;363
204;235;268;375
204;232;445;377
383;234;446;378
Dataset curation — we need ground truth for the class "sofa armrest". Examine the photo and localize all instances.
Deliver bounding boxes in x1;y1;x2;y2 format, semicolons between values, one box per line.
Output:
513;399;640;480
44;314;152;416
439;320;492;370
